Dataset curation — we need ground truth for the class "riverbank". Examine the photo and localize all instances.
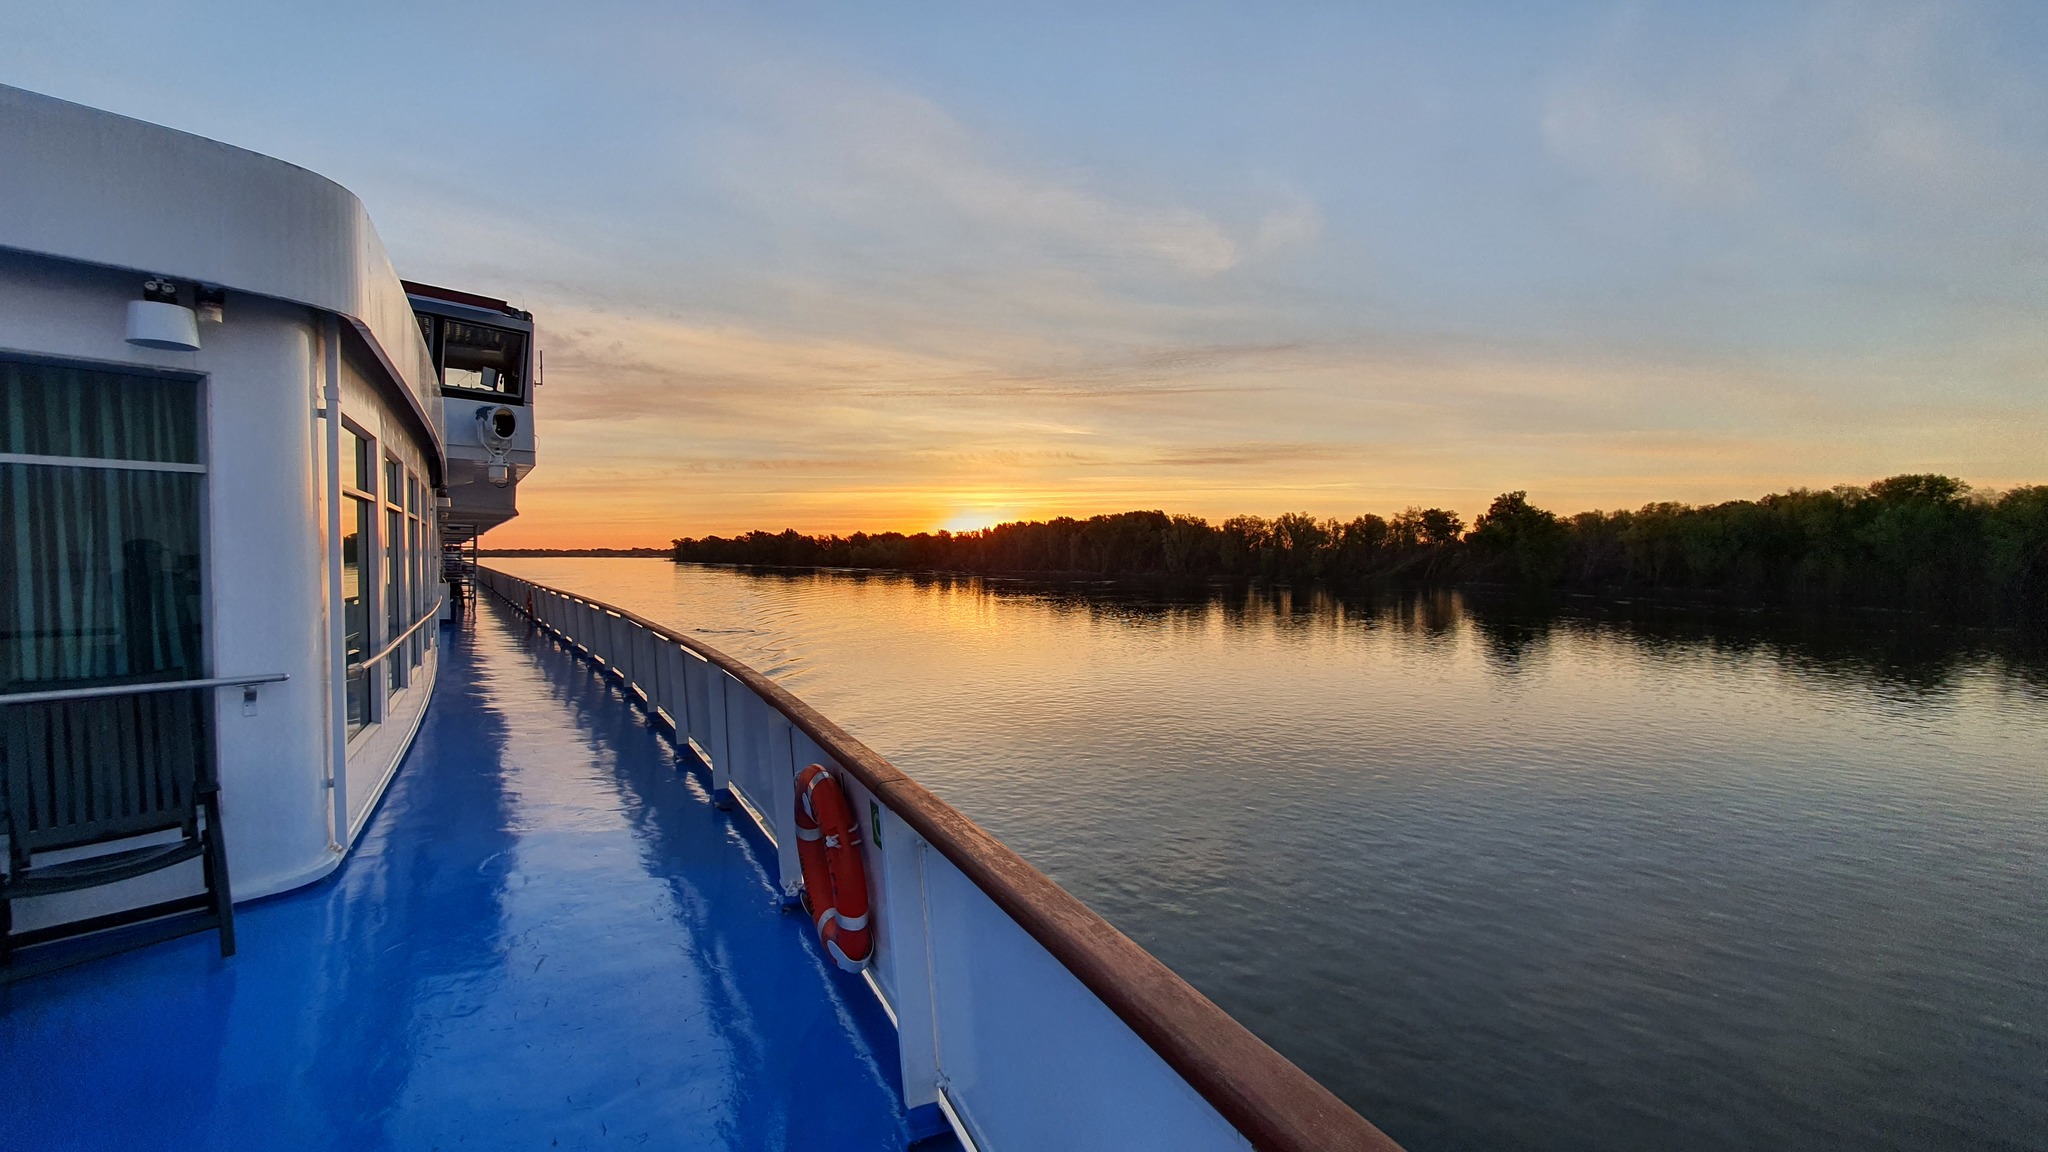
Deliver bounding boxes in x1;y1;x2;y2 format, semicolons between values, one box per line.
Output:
669;476;2048;622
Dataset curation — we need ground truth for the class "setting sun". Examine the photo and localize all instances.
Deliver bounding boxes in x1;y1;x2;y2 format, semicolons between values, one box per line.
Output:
938;507;1024;534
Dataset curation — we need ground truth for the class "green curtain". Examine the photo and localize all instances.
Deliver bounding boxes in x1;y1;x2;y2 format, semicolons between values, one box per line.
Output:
1;464;204;691
0;360;200;464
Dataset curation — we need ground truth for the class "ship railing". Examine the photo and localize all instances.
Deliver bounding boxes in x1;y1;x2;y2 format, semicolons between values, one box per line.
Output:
476;567;1400;1152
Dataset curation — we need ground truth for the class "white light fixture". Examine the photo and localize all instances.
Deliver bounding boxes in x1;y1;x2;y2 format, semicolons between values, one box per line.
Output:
125;277;200;351
487;462;511;488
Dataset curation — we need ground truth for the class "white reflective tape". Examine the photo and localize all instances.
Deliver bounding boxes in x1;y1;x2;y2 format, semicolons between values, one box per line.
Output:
794;826;821;841
815;907;836;931
836;912;868;931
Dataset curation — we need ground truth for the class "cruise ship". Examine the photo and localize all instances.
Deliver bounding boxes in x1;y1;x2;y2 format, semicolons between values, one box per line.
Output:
0;85;1399;1151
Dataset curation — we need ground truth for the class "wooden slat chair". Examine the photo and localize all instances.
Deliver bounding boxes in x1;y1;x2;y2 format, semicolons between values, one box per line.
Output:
1;686;235;981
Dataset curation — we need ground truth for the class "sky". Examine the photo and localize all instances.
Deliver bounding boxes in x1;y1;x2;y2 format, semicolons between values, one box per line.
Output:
3;2;2044;546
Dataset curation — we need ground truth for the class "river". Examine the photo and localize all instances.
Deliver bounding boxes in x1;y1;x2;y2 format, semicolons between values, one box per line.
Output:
492;557;2048;1151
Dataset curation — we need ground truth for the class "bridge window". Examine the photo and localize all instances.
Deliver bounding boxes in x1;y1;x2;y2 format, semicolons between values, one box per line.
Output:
437;318;525;401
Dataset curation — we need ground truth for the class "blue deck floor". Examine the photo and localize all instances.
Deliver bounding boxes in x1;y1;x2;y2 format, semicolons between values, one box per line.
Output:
1;598;912;1151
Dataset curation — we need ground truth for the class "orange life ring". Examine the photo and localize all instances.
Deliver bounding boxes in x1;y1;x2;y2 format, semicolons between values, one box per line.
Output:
794;763;873;971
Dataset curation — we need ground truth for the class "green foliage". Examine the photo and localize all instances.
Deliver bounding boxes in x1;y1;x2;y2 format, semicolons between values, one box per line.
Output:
1469;492;1566;582
669;475;2048;619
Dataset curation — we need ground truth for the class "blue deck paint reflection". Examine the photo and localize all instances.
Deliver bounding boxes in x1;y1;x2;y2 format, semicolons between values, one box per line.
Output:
0;600;909;1150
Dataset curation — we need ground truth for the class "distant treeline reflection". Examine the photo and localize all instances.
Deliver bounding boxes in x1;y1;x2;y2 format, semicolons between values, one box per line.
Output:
671;475;2048;619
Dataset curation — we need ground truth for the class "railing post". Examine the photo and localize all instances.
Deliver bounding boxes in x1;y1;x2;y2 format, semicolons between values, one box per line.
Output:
707;669;733;801
637;626;659;707
658;640;687;734
888;831;943;1119
684;649;712;759
768;714;802;901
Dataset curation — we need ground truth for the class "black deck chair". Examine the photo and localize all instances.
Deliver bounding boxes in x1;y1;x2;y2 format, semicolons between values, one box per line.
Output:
0;685;235;982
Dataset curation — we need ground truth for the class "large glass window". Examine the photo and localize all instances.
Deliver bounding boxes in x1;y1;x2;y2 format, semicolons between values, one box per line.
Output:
406;472;425;671
2;359;210;807
385;502;405;693
2;359;212;849
341;430;374;735
1;360;205;694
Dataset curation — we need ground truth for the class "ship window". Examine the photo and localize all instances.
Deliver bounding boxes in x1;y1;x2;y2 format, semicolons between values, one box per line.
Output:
408;494;425;669
440;319;524;400
1;359;212;865
405;470;429;666
386;504;407;694
0;358;205;698
343;430;373;495
341;427;376;735
342;496;371;733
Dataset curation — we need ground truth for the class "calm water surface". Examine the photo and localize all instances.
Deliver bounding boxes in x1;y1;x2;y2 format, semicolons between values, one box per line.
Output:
496;557;2048;1152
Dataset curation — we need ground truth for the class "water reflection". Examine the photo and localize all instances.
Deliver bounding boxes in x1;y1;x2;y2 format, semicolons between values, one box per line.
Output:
495;558;2048;1152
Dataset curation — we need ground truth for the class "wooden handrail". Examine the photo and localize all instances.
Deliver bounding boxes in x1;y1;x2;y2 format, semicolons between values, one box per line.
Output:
482;567;1403;1152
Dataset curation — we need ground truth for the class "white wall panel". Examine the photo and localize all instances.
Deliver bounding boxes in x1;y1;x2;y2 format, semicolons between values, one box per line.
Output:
922;850;1249;1152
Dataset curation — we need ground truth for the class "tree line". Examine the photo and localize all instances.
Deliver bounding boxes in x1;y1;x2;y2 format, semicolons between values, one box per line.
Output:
671;475;2048;618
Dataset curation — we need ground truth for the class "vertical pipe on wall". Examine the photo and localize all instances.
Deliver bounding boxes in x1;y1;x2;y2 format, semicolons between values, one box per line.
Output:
320;315;348;850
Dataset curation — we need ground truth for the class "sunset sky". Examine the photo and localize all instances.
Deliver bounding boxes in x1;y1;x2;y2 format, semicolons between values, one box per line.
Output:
5;2;2044;547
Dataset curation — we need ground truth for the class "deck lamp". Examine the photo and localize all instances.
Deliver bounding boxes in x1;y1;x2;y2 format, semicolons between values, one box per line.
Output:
125;276;200;351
